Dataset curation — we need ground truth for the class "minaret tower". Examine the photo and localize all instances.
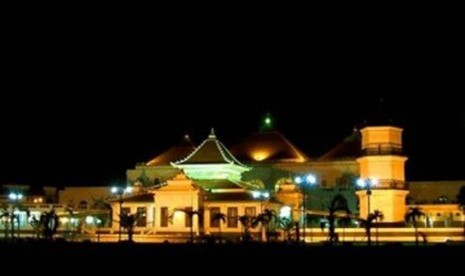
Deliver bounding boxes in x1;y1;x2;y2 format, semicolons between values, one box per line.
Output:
355;122;409;223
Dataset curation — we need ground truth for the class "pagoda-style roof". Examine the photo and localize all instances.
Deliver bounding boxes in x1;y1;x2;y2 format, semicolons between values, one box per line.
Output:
146;135;195;166
173;129;246;166
172;129;250;180
230;131;308;163
195;179;259;191
319;130;361;161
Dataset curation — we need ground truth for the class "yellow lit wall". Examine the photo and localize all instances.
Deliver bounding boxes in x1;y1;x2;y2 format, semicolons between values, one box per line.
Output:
357;156;407;185
361;126;403;149
152;173;201;233
59;187;112;208
277;160;359;188
204;202;263;235
111;201;155;232
411;204;464;227
275;182;303;221
356;189;409;222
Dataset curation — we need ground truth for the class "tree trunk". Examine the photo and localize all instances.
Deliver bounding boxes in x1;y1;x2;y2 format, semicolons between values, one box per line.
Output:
128;229;133;242
190;225;194;243
366;223;372;246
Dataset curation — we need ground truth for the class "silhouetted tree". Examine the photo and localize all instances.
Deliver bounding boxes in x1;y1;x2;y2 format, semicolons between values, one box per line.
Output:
278;217;295;242
40;209;59;241
327;194;351;244
0;204;9;241
405;207;425;246
252;209;277;242
366;210;384;246
211;212;226;243
238;215;252;242
457;186;465;242
338;216;352;242
120;212;140;242
174;208;201;243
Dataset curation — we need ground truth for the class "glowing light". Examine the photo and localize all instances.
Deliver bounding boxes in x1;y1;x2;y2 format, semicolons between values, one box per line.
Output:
252;191;269;199
8;192;23;201
294;176;302;184
265;117;271;125
85;216;94;224
306;174;316;184
279;206;292;218
124;187;133;193
251;150;271;161
357;178;378;188
111;187;118;194
261;113;274;131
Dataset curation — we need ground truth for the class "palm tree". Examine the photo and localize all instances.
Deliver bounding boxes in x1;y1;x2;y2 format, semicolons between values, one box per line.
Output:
360;211;383;247
238;215;252;242
119;212;139;242
338;216;352;242
405;207;425;246
40;209;59;241
252;209;277;242
0;204;9;241
174;208;201;243
327;194;351;244
278;217;295;242
369;210;384;246
211;212;226;243
457;186;465;242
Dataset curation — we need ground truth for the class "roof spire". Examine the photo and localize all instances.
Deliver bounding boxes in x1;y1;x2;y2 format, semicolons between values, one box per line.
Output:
378;97;384;114
209;128;216;139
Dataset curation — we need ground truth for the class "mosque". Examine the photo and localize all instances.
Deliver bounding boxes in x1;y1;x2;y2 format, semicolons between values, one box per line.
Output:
1;115;464;242
113;115;463;242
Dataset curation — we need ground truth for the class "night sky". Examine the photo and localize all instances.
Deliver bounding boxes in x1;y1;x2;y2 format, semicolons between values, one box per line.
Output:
1;16;464;187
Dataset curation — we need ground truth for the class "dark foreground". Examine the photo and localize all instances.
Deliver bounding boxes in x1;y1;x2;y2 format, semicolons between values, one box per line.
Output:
1;242;464;273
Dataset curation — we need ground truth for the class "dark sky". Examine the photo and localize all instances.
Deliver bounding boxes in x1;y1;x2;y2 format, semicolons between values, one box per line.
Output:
1;14;464;187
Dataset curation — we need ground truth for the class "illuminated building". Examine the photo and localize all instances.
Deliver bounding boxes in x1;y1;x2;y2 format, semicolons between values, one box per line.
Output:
1;115;464;243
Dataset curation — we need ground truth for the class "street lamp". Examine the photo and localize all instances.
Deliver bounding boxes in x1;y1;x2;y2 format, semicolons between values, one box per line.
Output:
294;173;317;244
356;178;378;245
8;192;23;240
111;185;132;242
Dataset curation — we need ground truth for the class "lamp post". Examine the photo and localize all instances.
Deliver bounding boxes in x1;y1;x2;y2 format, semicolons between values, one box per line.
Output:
8;192;23;240
111;185;132;242
356;178;378;245
294;174;317;244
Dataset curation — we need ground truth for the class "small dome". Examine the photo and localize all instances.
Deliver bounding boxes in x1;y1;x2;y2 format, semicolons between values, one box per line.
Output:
230;131;308;163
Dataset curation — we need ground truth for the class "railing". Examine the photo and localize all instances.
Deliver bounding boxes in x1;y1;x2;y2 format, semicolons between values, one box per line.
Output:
362;143;403;156
358;179;406;189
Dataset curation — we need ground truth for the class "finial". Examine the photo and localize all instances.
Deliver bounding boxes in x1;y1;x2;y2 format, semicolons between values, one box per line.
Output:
378;98;384;113
209;128;216;138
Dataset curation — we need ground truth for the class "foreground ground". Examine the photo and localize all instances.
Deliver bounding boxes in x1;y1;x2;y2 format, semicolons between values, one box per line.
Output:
1;242;463;273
